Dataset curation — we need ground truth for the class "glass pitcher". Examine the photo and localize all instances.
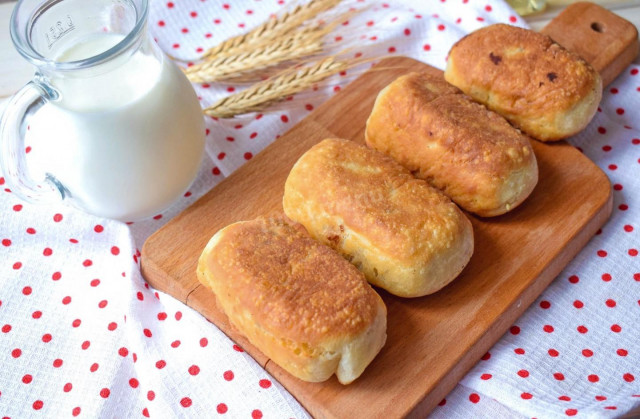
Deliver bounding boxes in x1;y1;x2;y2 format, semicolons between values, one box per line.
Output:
0;0;205;221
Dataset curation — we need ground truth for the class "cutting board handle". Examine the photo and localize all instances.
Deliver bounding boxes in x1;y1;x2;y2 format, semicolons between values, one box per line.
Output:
540;2;639;87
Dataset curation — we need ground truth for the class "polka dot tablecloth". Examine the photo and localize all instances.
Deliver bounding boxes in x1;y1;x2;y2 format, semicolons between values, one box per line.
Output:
1;0;639;417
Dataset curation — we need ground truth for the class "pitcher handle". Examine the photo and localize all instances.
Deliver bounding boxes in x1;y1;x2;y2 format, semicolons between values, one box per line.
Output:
0;79;63;204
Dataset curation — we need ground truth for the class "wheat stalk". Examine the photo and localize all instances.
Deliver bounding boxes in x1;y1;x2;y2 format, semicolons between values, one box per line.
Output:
204;57;348;118
199;0;343;61
186;22;333;83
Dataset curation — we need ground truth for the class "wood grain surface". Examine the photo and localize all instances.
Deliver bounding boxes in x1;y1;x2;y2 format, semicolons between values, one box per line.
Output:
540;2;639;87
141;56;613;418
141;4;636;417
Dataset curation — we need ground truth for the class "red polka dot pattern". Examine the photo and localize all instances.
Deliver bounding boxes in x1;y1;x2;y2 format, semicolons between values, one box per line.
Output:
442;57;640;418
1;1;638;418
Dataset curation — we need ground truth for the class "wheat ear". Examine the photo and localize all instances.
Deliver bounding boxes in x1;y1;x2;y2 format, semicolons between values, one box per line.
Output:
186;22;333;83
200;0;343;61
203;57;348;118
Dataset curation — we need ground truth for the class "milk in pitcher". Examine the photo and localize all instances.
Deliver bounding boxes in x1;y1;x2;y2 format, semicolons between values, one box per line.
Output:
26;33;205;220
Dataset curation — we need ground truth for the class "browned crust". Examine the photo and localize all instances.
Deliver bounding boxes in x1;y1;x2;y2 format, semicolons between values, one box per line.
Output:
445;23;602;141
283;138;474;297
366;72;538;216
288;139;465;262
198;216;380;346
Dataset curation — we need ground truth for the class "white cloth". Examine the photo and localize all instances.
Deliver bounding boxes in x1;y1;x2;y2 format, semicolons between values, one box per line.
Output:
1;0;639;417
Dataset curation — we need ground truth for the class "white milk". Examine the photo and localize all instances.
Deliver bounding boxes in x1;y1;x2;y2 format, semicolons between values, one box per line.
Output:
26;33;205;220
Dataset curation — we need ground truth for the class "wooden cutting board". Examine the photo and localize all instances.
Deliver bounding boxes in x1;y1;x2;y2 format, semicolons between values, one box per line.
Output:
141;4;636;418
